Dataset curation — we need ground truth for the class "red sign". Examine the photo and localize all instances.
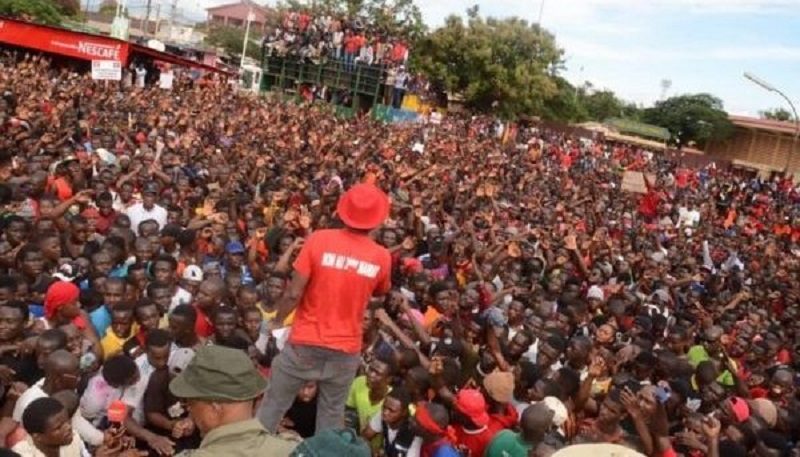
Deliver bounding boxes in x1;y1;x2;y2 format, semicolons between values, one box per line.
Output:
0;18;129;63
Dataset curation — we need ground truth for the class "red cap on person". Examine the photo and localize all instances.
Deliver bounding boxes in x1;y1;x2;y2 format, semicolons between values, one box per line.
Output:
336;183;390;230
728;397;750;423
453;388;490;428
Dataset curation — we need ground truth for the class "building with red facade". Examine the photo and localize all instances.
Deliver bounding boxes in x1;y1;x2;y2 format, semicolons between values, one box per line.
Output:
206;0;270;30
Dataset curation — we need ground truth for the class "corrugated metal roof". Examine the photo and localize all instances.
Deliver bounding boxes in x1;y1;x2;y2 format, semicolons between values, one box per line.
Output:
730;115;799;135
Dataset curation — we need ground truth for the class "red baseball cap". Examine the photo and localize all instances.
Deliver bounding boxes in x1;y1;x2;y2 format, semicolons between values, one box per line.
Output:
336;183;390;230
454;388;489;428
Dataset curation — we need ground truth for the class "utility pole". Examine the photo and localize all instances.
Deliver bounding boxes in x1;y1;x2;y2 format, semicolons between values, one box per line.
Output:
144;0;152;37
154;4;161;37
169;0;178;28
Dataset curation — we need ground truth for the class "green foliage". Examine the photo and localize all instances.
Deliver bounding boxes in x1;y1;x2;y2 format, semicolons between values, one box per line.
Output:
582;88;625;122
98;0;118;17
643;94;734;148
413;8;562;118
205;26;264;61
760;107;793;122
0;0;63;25
540;76;587;122
52;0;79;16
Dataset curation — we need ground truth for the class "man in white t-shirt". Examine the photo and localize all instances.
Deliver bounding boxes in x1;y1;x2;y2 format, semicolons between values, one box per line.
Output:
80;353;174;454
677;203;701;227
11;350;105;447
126;181;168;233
135;65;147;88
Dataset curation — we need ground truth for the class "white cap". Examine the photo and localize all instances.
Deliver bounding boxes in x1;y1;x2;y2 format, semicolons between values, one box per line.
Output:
587;285;605;302
168;347;195;375
541;396;568;428
182;265;203;282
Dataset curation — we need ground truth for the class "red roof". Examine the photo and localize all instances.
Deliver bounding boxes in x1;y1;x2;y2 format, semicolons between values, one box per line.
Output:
206;0;269;20
730;115;798;135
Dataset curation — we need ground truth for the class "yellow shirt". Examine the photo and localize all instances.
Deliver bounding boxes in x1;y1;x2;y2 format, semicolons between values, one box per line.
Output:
260;305;295;326
101;329;134;360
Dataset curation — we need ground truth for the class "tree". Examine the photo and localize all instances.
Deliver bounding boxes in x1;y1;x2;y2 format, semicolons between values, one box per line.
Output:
643;94;734;148
363;0;426;41
98;0;118;17
760;107;793;122
52;0;79;16
0;0;63;25
413;7;562;118
541;76;587;122
582;89;624;122
205;26;264;62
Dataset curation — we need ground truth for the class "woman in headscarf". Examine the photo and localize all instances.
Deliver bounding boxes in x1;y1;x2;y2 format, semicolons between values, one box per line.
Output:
43;281;104;365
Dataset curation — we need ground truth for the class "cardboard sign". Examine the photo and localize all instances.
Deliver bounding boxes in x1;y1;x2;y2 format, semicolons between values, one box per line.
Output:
91;60;121;81
621;171;647;194
159;71;174;89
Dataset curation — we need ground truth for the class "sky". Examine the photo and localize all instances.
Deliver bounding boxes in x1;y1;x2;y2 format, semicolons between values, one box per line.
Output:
171;0;800;116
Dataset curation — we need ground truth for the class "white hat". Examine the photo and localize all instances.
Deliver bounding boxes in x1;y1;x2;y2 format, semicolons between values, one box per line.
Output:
95;148;118;166
541;396;568;428
587;285;605;302
182;265;203;282
553;444;645;457
168;347;196;375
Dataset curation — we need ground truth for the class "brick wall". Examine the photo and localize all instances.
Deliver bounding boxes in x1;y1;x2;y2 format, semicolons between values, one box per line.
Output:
706;127;799;173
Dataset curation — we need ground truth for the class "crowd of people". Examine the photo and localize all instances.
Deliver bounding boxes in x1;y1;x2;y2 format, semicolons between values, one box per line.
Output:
1;50;800;457
262;10;410;69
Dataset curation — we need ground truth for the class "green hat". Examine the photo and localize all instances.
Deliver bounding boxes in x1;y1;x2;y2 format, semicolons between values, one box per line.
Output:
170;345;267;402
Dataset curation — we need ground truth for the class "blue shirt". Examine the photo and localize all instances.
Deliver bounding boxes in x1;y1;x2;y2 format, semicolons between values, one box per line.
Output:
109;264;128;278
28;304;45;319
433;445;460;457
90;305;112;339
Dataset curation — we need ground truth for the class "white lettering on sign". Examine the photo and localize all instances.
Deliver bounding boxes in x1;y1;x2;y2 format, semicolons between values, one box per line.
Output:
319;252;381;279
78;42;121;60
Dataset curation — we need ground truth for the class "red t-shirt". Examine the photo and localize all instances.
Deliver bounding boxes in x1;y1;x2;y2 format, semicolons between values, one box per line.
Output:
487;404;518;435
454;426;495;457
194;305;214;339
289;229;391;353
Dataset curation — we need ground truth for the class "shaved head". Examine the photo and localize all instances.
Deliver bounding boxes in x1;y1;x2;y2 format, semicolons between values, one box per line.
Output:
44;349;79;375
521;402;554;443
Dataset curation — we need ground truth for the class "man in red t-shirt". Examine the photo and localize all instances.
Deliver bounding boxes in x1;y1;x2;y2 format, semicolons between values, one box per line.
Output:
258;183;391;434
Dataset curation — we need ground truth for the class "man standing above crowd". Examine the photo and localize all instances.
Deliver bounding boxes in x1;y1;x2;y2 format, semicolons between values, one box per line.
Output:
258;183;392;435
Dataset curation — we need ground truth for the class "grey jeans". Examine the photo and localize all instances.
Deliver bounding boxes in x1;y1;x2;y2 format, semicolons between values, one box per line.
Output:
257;341;361;433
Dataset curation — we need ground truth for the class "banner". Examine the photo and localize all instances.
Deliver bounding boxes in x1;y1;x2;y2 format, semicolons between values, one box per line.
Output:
159;71;174;89
91;60;122;81
0;18;128;63
621;171;648;194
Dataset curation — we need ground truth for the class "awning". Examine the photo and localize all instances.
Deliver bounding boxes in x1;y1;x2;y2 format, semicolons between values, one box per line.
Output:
0;16;129;62
0;17;231;75
129;43;235;75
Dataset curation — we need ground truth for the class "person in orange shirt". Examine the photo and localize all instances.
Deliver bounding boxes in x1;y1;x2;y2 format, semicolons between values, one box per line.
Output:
258;183;392;435
47;157;78;202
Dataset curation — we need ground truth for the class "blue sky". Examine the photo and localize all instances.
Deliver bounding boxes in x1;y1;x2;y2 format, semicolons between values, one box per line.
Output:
191;0;800;116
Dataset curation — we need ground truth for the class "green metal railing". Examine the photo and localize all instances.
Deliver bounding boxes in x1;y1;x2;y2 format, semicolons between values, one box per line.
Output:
260;53;387;111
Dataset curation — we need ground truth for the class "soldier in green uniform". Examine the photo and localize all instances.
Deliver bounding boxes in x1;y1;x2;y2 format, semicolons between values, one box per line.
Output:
170;345;300;456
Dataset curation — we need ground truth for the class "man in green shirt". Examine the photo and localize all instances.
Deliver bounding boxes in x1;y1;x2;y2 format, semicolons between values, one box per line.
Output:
485;402;554;457
687;325;737;386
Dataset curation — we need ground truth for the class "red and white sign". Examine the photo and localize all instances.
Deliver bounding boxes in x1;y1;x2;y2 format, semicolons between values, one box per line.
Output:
0;18;129;63
91;60;122;80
